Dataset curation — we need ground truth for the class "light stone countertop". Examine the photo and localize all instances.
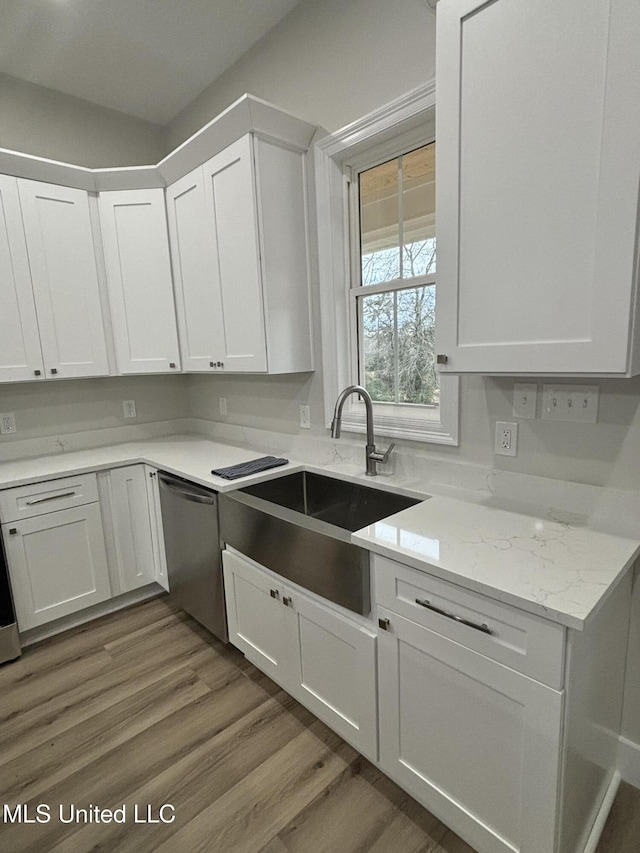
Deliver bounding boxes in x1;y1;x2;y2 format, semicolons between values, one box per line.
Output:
0;434;637;630
352;496;640;630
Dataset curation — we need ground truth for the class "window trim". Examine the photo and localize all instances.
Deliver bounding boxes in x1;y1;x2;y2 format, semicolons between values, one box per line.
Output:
314;79;459;445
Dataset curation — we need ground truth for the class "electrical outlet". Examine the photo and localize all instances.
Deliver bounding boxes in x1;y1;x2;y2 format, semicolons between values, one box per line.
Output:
495;421;518;457
122;400;136;419
0;412;16;435
512;383;537;419
299;405;311;429
219;397;228;416
541;385;599;423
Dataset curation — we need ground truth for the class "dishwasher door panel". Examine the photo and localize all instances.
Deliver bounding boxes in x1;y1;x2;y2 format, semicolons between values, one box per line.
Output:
158;474;227;642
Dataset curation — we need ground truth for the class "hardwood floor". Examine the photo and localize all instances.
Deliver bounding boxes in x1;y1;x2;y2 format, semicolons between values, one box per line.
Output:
0;596;635;853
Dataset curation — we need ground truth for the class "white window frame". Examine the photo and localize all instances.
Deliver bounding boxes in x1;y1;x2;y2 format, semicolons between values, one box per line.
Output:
315;80;459;445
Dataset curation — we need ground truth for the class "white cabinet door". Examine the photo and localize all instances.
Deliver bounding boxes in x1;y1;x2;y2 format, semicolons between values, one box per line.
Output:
0;175;44;383
165;168;226;372
284;588;377;760
109;466;156;593
223;550;292;686
377;607;563;853
145;467;169;592
18;179;109;379
202;136;268;373
99;188;181;374
3;503;111;630
435;0;640;375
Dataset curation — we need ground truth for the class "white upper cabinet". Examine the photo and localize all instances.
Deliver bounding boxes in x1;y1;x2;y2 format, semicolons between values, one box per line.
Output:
99;188;181;374
18;179;110;379
165;169;226;372
435;0;640;375
0;176;44;382
166;133;313;374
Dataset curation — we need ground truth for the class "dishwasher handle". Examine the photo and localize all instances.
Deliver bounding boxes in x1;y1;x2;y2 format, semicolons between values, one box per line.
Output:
158;476;216;505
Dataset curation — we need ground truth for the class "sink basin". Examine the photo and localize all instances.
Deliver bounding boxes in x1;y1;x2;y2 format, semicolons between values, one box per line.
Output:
219;471;425;615
239;471;421;532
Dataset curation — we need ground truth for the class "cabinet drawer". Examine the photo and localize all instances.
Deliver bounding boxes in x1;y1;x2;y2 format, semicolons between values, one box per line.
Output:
374;555;565;688
0;473;99;522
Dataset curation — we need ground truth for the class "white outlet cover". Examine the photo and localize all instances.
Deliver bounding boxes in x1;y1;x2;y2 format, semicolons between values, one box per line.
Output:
0;412;16;434
122;400;136;419
219;397;228;416
299;405;311;429
495;421;518;457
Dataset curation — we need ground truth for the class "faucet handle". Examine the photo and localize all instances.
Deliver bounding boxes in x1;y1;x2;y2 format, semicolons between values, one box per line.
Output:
369;442;395;465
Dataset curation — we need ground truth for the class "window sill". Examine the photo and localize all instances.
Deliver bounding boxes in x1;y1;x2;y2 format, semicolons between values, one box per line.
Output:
338;412;458;446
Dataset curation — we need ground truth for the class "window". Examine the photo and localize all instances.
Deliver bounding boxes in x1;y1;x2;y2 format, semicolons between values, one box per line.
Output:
316;83;459;445
354;143;438;410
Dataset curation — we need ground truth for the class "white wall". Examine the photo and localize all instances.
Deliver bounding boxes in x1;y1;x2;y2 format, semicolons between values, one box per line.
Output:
164;0;436;149
0;72;164;167
0;375;188;446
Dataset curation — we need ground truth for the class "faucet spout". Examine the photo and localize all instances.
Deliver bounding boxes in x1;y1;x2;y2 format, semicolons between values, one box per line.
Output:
330;384;393;476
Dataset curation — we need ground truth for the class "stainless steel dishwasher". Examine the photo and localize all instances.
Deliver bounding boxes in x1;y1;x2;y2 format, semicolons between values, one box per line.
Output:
158;472;228;642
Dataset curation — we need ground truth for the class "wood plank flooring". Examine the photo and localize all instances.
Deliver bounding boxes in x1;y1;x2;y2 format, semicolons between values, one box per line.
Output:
0;596;635;852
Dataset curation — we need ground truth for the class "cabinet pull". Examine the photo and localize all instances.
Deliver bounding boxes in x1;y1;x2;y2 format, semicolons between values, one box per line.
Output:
283;596;292;607
269;589;280;600
34;369;42;376
26;491;76;506
378;617;390;631
50;368;58;375
169;362;176;369
209;362;215;368
415;598;493;635
8;528;17;535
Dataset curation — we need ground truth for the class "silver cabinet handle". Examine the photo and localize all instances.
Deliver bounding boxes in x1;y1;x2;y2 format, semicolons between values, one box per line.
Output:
158;477;215;505
283;596;292;607
26;491;76;506
270;589;280;600
415;598;493;635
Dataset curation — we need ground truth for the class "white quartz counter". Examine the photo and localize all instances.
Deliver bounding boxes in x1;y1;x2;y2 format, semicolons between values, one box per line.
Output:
0;434;637;631
353;496;640;630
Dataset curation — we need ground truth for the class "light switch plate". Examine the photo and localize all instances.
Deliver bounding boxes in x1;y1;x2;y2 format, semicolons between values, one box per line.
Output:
512;383;537;419
541;385;599;423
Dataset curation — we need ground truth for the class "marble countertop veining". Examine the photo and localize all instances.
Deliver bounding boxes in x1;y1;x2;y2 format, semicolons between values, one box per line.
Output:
352;496;640;630
0;434;638;630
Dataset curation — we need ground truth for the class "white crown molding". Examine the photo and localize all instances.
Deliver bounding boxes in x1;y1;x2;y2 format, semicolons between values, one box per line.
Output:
316;80;436;160
0;94;317;192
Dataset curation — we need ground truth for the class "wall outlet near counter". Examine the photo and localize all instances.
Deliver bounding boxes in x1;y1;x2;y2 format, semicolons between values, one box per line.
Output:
299;405;311;429
495;421;518;456
122;400;137;419
219;397;228;417
0;413;17;434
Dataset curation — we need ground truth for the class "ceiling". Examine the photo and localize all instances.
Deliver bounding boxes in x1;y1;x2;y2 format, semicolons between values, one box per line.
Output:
0;0;303;125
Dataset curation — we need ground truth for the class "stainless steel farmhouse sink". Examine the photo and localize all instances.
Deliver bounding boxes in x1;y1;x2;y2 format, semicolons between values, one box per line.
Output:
219;471;424;615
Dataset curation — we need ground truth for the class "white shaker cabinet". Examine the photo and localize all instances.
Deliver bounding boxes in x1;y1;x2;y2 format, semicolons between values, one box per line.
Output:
0;175;44;382
145;467;169;592
99;189;181;374
18;179;110;379
377;607;562;853
108;465;157;593
166;134;313;374
435;0;640;375
0;474;111;631
223;549;377;759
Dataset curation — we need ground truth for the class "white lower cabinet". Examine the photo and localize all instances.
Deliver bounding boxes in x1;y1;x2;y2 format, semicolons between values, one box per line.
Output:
377;606;562;853
223;549;377;759
108;465;157;593
145;467;169;592
2;502;111;631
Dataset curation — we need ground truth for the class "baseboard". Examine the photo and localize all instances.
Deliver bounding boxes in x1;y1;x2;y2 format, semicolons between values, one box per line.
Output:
583;770;621;853
618;736;640;788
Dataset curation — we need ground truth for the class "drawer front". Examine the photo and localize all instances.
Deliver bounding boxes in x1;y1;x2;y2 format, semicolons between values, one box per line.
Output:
0;473;99;522
374;555;565;688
